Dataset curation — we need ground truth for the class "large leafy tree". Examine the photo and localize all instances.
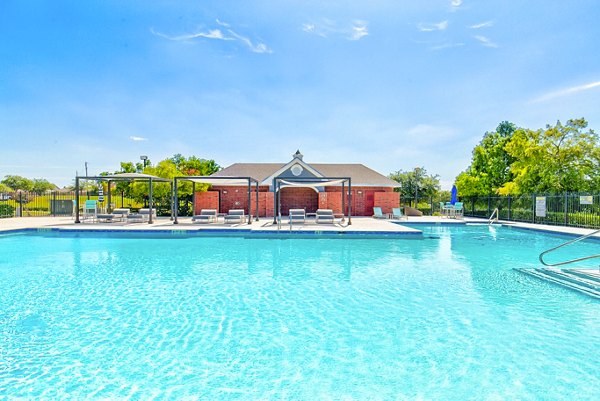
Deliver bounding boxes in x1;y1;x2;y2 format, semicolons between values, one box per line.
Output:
389;167;440;206
455;121;516;196
31;179;57;194
1;175;34;191
501;118;599;194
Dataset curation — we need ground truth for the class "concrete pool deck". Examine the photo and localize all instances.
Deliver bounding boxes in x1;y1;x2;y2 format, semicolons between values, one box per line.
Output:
3;215;600;238
0;215;471;235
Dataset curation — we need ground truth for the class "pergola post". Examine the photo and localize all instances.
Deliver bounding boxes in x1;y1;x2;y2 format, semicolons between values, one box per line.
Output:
107;180;112;212
342;182;345;217
272;178;277;224
246;180;251;224
255;182;259;221
75;177;80;223
148;178;153;224
348;179;352;225
173;178;179;224
170;182;174;221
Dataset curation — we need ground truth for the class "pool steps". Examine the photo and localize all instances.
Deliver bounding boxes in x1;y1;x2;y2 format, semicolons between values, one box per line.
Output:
515;268;600;299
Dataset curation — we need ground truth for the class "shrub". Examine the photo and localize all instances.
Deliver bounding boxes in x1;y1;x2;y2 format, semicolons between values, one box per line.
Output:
0;203;15;218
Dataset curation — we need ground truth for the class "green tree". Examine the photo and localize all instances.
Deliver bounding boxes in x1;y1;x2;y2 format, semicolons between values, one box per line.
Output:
389;167;440;206
1;175;34;191
32;179;57;194
456;121;517;196
501;118;599;194
0;183;12;192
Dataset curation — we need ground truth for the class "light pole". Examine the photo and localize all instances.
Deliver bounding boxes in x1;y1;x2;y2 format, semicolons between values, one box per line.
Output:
140;155;148;169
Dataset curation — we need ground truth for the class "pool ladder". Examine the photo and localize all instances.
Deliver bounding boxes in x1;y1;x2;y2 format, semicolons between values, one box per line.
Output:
539;228;600;268
488;208;499;225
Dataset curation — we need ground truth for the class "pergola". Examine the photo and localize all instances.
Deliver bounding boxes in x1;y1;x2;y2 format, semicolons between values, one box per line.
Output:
172;176;259;224
272;176;352;225
74;173;171;224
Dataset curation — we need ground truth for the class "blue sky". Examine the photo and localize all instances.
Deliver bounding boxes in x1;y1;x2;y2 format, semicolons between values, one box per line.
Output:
1;0;599;189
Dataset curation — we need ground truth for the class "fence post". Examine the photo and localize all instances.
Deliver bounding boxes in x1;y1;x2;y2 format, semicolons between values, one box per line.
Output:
508;195;511;221
430;196;433;216
564;192;568;226
487;195;490;218
52;191;56;217
18;191;23;217
532;194;535;223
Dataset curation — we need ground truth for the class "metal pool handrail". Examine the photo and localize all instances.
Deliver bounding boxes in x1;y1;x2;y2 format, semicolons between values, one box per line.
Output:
539;228;600;267
488;208;499;225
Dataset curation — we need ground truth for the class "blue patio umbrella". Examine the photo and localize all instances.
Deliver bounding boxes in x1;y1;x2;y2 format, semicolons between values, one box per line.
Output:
450;185;458;205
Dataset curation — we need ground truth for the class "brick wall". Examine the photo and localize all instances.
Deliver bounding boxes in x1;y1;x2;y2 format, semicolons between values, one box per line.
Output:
373;191;400;214
279;187;319;214
318;192;343;213
197;185;399;216
194;191;219;215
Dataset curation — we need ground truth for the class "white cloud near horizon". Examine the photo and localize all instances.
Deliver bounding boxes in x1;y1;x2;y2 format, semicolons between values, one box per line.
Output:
302;19;369;40
430;42;465;51
129;136;148;141
418;21;448;32
451;0;463;7
474;35;498;48
470;21;494;29
531;80;600;103
151;21;272;54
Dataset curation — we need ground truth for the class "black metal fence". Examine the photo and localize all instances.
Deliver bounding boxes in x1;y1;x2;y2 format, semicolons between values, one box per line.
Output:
0;191;161;218
462;193;600;229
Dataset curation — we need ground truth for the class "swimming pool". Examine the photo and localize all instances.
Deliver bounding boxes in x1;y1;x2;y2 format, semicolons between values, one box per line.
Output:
1;225;599;399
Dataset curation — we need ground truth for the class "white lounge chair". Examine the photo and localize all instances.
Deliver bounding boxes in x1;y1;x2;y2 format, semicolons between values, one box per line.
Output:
224;209;246;224
289;209;306;224
112;208;130;222
316;209;335;224
192;209;218;223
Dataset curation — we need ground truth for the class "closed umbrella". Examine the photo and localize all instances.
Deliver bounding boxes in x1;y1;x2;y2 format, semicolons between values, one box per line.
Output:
450;185;458;205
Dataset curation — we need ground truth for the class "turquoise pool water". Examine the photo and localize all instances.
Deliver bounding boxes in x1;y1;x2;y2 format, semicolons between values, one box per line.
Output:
1;226;599;400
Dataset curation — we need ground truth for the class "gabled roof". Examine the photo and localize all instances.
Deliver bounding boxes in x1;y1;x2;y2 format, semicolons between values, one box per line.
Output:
212;162;400;187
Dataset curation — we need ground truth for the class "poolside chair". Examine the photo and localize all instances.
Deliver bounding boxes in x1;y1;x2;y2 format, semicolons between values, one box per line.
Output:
373;206;388;219
192;209;218;224
453;202;464;219
83;200;98;222
224;209;246;224
289;209;306;225
138;208;156;222
392;207;407;220
111;208;130;222
316;209;335;224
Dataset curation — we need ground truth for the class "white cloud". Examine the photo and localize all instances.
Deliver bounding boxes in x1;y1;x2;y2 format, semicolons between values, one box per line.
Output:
150;27;230;41
474;35;498;48
430;42;465;51
451;0;463;7
531;80;600;103
151;20;272;54
302;19;369;41
470;21;494;29
418;21;449;32
129;136;148;141
350;21;369;40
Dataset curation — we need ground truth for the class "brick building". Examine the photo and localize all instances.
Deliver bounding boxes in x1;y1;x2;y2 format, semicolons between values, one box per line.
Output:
194;151;401;217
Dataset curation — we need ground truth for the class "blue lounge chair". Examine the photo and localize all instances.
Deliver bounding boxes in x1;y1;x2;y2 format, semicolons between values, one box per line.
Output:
83;200;98;222
392;207;407;220
373;206;387;219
